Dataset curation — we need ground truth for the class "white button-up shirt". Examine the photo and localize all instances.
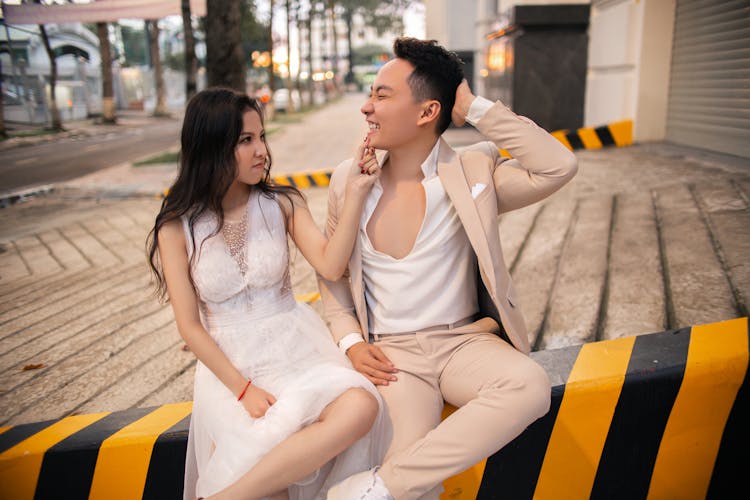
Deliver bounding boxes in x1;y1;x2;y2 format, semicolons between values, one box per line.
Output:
338;97;494;352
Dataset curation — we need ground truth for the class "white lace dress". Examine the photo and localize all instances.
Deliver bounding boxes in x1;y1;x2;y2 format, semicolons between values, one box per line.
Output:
181;190;387;499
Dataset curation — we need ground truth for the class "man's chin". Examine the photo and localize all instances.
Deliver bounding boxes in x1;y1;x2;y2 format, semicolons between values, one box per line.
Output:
368;138;388;150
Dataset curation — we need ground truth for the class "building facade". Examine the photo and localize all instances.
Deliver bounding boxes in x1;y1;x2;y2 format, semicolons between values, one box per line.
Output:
425;0;749;159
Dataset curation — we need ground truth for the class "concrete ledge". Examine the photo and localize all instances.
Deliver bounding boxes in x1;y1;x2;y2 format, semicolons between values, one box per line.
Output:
1;317;746;499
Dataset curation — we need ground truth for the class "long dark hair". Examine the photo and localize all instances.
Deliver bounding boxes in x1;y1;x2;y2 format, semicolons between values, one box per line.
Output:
147;87;301;301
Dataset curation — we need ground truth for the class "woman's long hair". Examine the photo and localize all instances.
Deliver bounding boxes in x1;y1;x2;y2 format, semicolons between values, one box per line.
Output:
146;87;301;301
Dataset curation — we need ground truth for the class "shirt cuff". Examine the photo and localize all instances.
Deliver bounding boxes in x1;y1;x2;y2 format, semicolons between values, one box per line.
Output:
338;333;365;354
466;96;494;126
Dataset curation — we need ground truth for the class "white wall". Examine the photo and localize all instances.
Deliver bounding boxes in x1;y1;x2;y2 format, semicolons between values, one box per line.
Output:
425;0;477;50
585;0;675;141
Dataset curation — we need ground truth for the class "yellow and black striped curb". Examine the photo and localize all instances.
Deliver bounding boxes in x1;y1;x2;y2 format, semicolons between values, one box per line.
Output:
1;317;745;499
0;185;55;210
158;171;333;199
447;316;748;499
552;119;634;152
273;170;333;189
499;119;634;158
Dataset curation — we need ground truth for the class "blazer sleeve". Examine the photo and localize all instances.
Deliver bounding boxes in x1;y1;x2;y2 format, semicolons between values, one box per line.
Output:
475;101;578;214
316;160;364;344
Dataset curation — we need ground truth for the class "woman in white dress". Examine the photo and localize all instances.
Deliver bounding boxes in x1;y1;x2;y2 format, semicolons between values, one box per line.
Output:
147;88;388;500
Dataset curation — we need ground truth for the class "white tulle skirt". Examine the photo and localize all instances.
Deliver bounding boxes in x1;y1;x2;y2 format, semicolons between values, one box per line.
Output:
182;301;388;499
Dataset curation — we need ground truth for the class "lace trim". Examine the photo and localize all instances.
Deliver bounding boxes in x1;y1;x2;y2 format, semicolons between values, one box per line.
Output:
222;211;248;276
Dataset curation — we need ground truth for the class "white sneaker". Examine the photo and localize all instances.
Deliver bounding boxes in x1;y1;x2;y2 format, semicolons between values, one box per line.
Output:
326;467;394;500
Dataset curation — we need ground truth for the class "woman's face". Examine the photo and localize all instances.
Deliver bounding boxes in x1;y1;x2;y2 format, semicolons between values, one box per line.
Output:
234;109;268;186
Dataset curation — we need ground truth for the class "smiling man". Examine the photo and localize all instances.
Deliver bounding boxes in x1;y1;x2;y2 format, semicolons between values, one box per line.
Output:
319;37;578;500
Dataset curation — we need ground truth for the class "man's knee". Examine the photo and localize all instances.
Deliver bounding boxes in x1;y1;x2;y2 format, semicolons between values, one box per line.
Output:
488;358;551;419
523;360;552;418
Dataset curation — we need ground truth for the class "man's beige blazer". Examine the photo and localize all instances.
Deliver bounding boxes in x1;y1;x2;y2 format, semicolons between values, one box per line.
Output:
317;102;578;355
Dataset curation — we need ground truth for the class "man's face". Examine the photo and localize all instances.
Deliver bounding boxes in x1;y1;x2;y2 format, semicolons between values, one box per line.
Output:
361;58;426;151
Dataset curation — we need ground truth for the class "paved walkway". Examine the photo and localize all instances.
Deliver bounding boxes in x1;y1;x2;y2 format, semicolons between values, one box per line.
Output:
0;93;748;425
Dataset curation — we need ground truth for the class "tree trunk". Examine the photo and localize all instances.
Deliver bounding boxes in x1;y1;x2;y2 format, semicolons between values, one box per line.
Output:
285;0;293;112
147;20;168;116
344;8;354;85
181;0;197;101
39;24;62;130
328;0;339;92
0;59;6;138
205;0;245;92
268;0;275;94
306;7;314;107
96;22;116;123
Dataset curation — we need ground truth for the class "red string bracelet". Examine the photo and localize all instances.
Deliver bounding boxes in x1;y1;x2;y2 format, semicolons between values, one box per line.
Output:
237;379;252;401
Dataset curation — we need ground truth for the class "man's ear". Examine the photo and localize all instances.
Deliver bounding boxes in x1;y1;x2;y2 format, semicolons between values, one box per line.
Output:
417;100;441;127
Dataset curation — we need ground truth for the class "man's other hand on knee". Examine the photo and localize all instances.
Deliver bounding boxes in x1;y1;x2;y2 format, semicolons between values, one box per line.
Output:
347;343;398;386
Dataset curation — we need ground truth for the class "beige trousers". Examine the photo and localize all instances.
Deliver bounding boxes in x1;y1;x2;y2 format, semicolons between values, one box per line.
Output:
373;318;551;500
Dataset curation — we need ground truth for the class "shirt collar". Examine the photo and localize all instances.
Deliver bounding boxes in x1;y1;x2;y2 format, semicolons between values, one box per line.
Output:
420;139;441;180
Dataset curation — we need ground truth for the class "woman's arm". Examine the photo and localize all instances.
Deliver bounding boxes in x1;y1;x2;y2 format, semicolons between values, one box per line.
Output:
158;220;276;417
285;141;379;281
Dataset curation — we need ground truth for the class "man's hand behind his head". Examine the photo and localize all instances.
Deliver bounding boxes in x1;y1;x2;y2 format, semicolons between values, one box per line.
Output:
451;79;476;128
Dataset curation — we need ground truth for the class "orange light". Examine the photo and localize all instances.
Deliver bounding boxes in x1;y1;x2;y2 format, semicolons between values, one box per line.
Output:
253;51;271;68
487;42;506;71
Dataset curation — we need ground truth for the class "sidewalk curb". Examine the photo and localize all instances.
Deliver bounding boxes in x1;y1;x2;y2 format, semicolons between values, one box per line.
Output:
0;185;55;209
1;317;745;499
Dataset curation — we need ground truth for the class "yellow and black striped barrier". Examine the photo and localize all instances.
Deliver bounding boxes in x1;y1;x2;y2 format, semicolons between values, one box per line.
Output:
551;119;634;151
159;171;334;199
273;170;333;189
498;119;633;158
1;317;745;499
444;316;748;499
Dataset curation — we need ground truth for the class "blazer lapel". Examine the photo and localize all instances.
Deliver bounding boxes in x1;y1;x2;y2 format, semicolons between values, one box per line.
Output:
437;139;497;296
342;156;374;335
349;237;368;334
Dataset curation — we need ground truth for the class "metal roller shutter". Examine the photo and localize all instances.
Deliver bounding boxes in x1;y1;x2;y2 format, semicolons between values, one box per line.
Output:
666;0;750;158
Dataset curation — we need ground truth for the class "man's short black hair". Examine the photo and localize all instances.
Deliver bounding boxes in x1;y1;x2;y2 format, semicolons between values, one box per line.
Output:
393;37;465;134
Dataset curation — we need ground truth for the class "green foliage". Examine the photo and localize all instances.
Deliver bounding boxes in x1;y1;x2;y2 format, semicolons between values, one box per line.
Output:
338;0;411;36
164;51;186;71
352;44;390;66
241;0;270;56
134;150;180;166
120;24;148;66
198;0;269;66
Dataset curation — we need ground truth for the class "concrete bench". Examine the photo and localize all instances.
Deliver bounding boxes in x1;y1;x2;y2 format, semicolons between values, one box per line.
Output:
1;317;746;499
